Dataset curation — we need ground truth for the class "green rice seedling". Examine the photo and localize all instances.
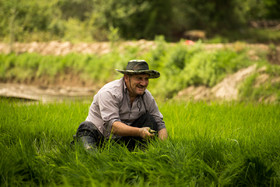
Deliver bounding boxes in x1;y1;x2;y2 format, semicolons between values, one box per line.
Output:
0;98;280;186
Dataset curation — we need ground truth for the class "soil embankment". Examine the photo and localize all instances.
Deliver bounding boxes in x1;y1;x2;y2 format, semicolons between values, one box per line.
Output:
0;40;156;55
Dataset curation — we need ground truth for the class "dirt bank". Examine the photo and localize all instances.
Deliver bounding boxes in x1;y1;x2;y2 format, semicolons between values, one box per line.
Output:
175;64;279;103
0;40;271;56
0;40;157;55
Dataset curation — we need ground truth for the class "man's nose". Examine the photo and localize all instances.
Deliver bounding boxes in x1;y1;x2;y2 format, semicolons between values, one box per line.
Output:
140;79;148;86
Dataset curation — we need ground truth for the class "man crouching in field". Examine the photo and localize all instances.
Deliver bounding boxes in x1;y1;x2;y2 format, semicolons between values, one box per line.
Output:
73;60;168;150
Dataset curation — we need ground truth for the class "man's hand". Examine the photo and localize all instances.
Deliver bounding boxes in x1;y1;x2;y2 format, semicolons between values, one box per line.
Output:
139;127;155;139
112;121;163;140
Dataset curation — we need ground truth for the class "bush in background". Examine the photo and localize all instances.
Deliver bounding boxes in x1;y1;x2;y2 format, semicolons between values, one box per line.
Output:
2;40;279;102
0;0;279;42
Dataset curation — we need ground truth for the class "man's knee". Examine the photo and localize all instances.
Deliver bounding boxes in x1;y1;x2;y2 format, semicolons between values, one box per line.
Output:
74;121;104;147
76;121;100;137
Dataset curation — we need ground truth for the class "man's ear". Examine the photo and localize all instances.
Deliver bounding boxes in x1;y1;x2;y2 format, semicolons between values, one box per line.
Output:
124;74;130;82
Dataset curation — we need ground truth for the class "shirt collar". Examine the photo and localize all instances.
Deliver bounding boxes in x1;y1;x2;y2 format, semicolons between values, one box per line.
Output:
122;77;128;94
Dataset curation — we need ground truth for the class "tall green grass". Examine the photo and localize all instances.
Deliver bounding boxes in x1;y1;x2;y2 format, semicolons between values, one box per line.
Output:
1;99;280;186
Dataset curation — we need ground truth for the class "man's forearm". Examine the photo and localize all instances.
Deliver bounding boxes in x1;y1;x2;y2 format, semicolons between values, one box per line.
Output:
111;121;140;137
112;121;166;140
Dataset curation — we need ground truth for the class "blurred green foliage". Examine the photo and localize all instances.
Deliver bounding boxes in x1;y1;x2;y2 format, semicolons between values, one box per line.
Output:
2;40;279;102
0;52;128;85
0;0;279;42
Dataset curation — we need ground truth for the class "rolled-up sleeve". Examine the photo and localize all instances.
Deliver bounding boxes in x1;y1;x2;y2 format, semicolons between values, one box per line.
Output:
97;90;121;133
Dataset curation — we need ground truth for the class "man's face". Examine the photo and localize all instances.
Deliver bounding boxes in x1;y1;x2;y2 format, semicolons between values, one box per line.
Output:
124;74;149;97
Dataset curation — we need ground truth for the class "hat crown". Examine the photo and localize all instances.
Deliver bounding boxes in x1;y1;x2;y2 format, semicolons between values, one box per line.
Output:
126;60;149;71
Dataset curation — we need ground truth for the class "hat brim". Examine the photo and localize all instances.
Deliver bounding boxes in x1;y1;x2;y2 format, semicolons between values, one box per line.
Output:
116;69;160;79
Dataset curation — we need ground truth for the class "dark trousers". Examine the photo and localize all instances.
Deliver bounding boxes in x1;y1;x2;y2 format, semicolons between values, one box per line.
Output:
74;113;158;150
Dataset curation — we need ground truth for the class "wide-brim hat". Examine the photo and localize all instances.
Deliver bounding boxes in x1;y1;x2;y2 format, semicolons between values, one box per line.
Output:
116;60;160;79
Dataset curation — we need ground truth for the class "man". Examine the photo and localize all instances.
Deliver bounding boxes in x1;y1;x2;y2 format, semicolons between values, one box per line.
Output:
74;59;168;150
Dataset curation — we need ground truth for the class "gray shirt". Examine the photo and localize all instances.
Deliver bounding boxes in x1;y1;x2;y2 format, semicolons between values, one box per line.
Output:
86;78;166;139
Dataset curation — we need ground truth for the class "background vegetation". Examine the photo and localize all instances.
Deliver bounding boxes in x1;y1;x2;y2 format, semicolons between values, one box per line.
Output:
1;39;280;102
0;0;279;43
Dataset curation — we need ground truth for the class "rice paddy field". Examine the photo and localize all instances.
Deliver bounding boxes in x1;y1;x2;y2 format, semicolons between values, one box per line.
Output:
1;98;280;186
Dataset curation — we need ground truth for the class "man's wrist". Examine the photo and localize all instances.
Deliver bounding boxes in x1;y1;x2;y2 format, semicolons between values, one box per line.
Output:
138;128;142;137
